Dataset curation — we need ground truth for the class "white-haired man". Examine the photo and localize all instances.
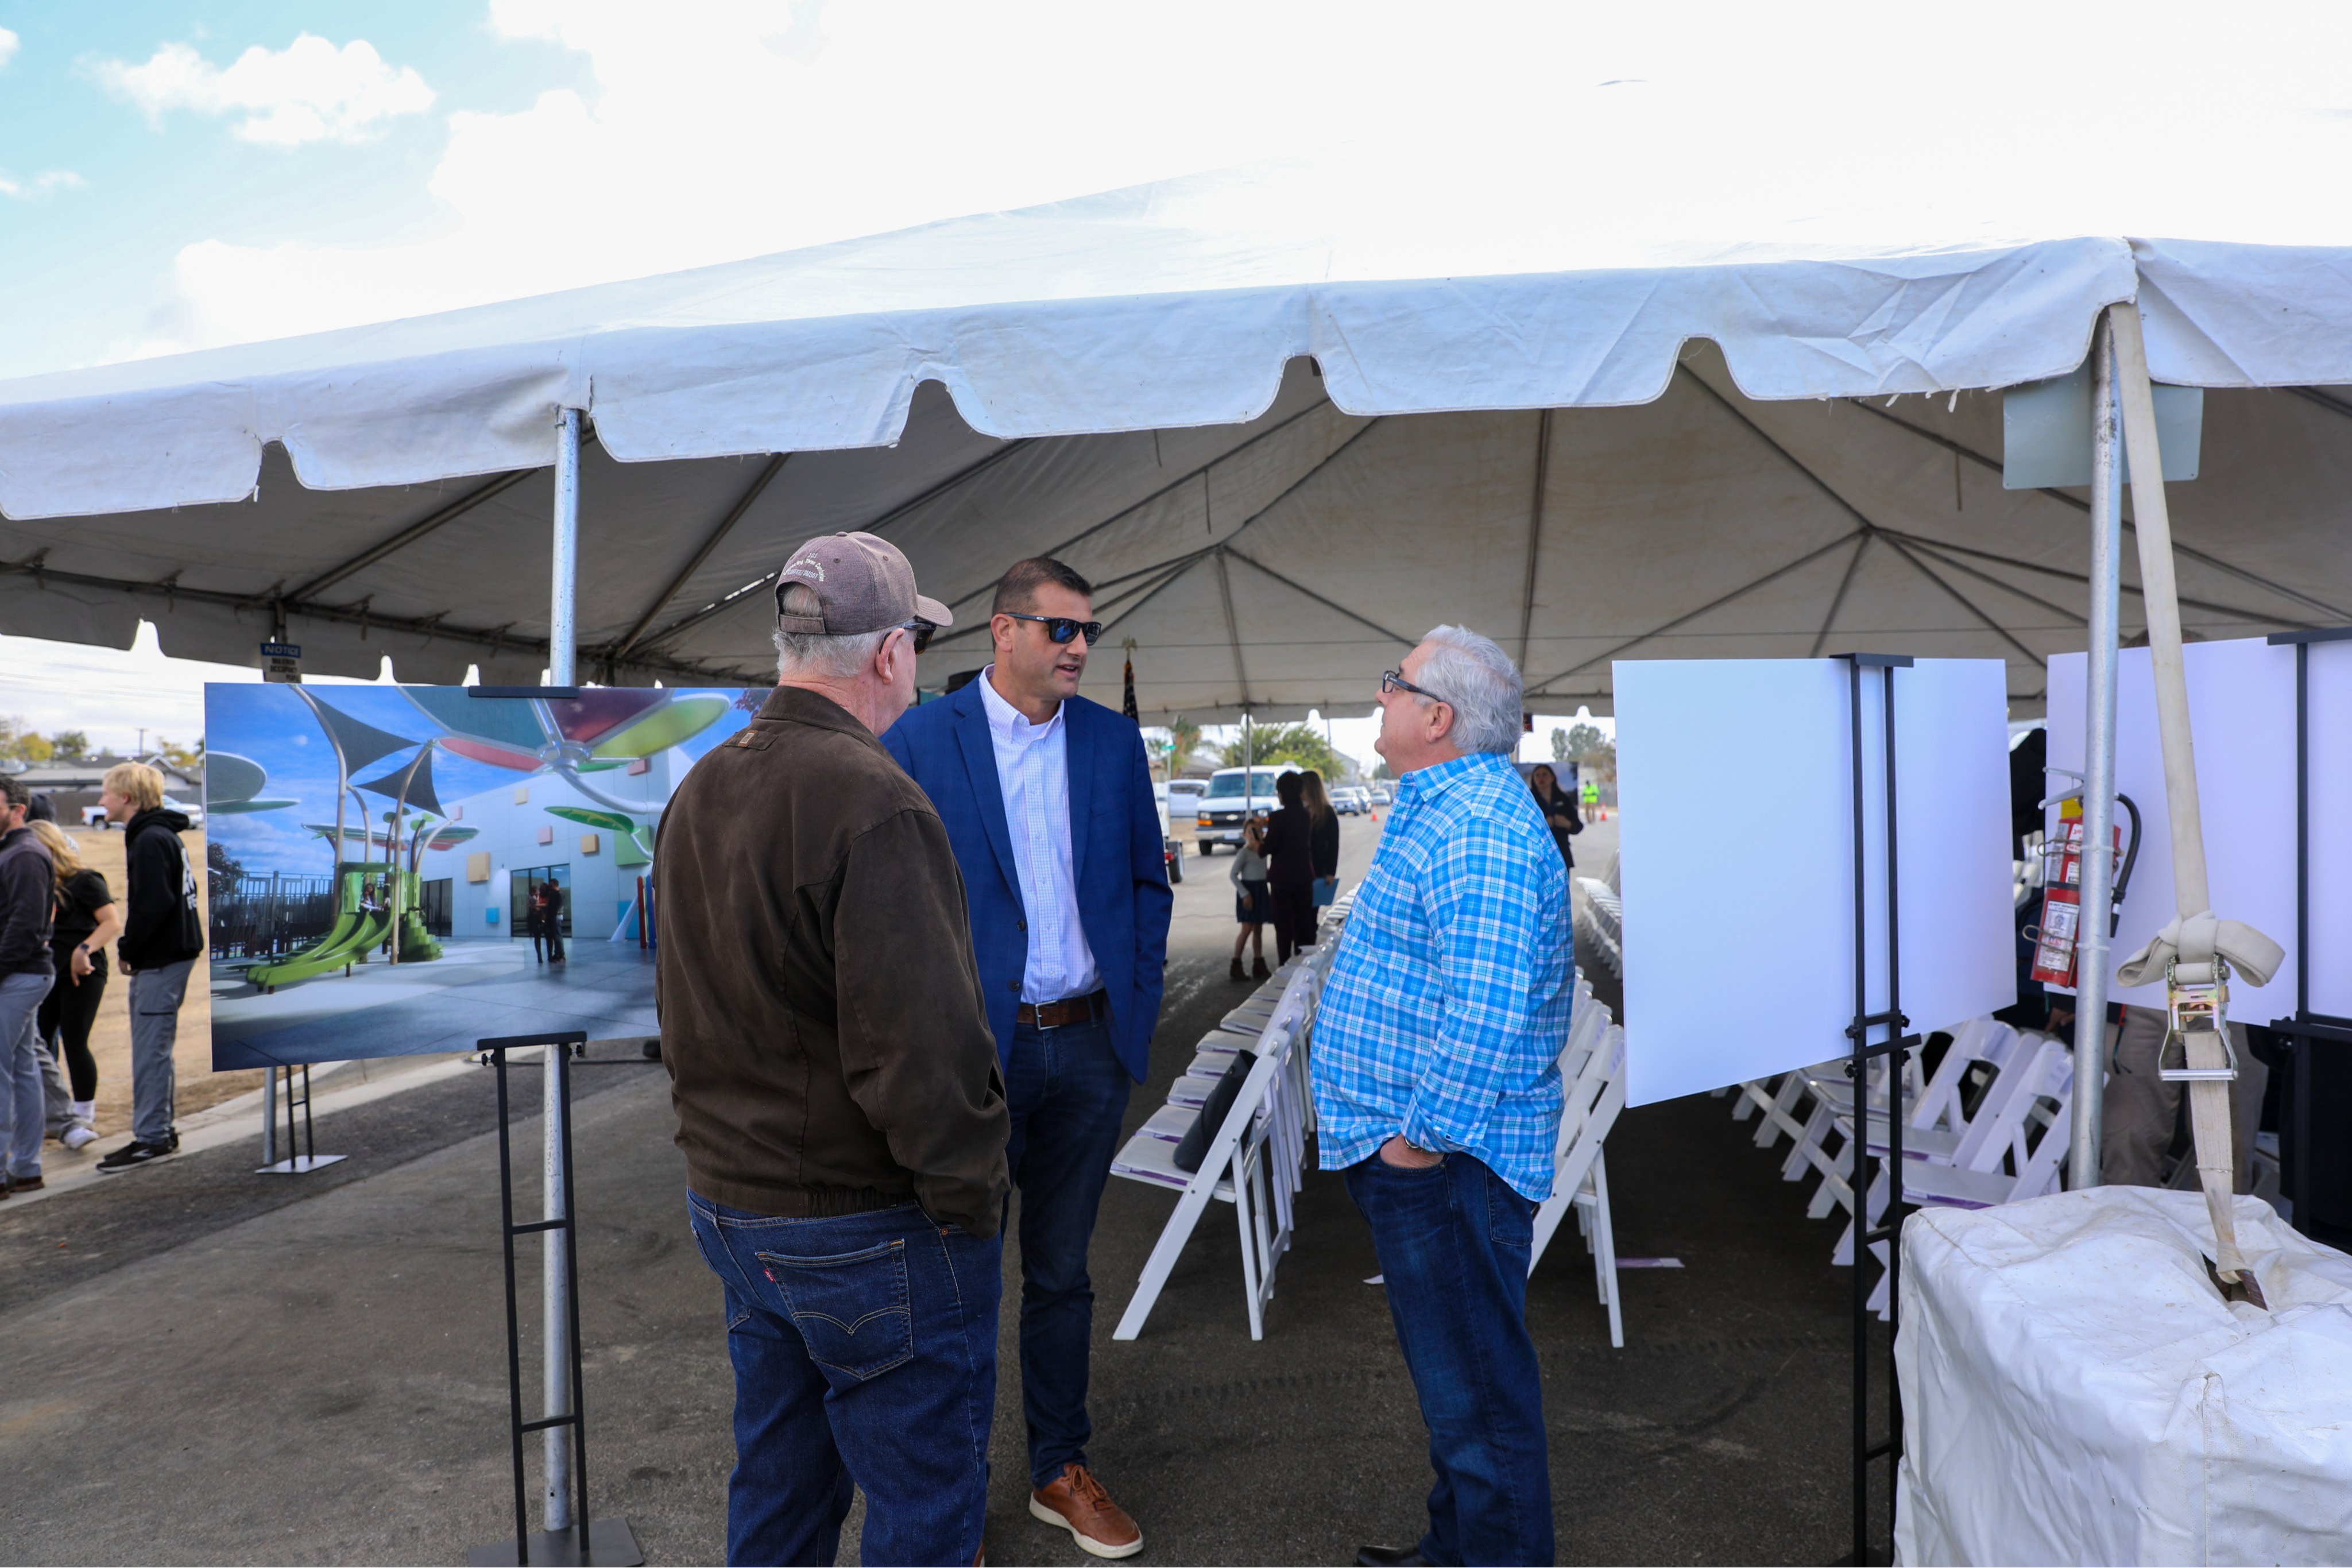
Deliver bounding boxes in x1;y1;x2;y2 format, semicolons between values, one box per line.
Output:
1313;625;1572;1568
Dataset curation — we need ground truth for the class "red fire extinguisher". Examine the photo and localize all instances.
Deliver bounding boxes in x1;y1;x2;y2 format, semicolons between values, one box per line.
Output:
2028;793;2140;989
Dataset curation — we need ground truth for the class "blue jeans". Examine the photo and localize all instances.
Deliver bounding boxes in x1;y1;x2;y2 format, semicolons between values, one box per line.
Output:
0;970;51;1180
1345;1152;1554;1567
687;1194;1002;1567
1005;1015;1130;1489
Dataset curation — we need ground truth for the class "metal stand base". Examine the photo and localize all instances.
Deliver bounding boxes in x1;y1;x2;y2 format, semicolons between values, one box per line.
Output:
466;1517;643;1567
254;1153;347;1175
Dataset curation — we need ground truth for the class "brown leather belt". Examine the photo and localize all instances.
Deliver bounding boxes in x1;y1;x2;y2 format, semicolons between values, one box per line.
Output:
1018;990;1108;1029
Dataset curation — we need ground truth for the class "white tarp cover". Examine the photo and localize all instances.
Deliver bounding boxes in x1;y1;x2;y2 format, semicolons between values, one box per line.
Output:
2;150;2350;712
1896;1187;2352;1566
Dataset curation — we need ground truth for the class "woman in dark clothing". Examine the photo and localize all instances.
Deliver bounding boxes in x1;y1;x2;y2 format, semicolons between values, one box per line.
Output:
1529;764;1582;870
31;820;116;1151
1263;772;1319;966
1298;770;1341;943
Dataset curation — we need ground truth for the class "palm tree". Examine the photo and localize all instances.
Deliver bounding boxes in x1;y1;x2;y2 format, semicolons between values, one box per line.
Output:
1165;715;1203;775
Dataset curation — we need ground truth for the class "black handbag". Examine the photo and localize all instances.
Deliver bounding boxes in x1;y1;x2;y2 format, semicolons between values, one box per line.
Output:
1173;1055;1255;1174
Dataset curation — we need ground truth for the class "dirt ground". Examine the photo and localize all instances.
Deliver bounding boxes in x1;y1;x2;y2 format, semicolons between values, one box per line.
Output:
51;823;262;1140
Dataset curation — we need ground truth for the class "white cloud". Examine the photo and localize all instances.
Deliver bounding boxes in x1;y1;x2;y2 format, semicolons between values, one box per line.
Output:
0;28;20;69
98;33;434;146
0;169;84;199
82;0;2352;366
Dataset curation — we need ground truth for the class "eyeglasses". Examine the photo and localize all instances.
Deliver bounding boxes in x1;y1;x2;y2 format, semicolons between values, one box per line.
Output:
897;620;936;655
1381;668;1450;706
1002;611;1103;646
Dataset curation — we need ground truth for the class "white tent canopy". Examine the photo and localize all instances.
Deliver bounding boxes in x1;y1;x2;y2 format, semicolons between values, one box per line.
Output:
3;149;2349;715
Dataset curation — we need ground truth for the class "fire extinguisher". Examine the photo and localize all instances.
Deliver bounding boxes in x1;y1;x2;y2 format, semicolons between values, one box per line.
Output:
2028;792;2141;989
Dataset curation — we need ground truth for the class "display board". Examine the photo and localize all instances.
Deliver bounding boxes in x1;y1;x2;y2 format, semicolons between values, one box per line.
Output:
204;684;760;1069
2045;640;2300;1014
1615;658;2014;1106
2306;637;2352;1020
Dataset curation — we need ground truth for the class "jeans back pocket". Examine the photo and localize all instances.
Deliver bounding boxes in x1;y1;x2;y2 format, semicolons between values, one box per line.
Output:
755;1237;914;1382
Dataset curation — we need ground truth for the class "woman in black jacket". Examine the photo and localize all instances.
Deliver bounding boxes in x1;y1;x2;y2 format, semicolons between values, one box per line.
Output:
1298;771;1341;942
1529;763;1582;870
1262;772;1319;965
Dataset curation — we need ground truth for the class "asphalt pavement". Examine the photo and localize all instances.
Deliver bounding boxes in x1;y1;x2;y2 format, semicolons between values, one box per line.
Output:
0;805;1887;1565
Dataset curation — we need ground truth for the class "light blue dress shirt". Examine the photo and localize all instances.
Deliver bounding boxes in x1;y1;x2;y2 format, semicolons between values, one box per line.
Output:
1311;750;1572;1199
979;667;1101;1005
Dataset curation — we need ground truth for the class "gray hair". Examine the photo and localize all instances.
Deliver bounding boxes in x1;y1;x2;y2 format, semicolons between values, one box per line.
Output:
773;583;890;679
1412;625;1523;756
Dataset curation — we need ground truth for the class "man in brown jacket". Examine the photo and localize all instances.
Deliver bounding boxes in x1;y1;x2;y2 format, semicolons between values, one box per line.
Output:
658;531;1009;1568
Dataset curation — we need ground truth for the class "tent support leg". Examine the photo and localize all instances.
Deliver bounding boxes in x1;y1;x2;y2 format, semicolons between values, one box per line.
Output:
543;406;582;1531
2069;314;2123;1191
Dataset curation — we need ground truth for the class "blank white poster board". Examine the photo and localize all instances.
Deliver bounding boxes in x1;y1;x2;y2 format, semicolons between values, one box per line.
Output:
1616;658;2014;1107
2046;640;2300;1016
2308;638;2352;1019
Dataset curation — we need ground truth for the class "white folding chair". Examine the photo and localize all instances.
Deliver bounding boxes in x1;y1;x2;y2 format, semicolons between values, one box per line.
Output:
1529;1011;1628;1346
1860;1039;2077;1315
1111;962;1322;1341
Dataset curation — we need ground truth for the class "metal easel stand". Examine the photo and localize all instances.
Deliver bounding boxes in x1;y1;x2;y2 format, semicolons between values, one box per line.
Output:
255;1063;347;1175
2265;625;2352;1238
1843;652;1917;1568
467;1031;641;1568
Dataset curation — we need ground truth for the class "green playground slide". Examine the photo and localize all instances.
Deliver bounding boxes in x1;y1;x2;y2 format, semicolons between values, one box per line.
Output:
249;866;438;988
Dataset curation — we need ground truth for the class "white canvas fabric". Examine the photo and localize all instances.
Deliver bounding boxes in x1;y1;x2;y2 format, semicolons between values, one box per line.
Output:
2;149;2349;709
1898;1186;2352;1566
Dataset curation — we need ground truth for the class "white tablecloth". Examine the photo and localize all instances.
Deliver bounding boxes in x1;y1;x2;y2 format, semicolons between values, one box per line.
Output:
1898;1186;2352;1566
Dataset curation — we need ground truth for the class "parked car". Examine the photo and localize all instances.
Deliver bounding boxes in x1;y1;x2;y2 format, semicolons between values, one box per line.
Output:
1369;784;1394;806
1193;766;1283;854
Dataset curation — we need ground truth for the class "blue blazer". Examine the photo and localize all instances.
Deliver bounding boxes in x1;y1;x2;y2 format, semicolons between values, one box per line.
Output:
883;682;1173;1083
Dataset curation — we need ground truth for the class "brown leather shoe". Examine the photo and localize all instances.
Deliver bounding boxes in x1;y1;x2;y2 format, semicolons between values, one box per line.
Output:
1029;1464;1142;1559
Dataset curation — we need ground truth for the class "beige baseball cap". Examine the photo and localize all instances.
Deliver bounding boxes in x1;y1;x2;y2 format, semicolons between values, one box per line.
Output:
773;532;952;636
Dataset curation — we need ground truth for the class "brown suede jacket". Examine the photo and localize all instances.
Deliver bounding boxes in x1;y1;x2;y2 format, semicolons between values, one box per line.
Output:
655;685;1009;1236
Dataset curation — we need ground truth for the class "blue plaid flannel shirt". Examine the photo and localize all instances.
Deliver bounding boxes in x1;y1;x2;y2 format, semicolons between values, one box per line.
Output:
1312;750;1573;1199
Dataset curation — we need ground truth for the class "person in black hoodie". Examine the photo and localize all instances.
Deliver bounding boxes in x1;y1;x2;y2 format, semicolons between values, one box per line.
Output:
95;763;203;1174
0;773;55;1197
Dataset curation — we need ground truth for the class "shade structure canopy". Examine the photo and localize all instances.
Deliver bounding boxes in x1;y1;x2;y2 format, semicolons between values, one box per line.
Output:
4;146;2351;718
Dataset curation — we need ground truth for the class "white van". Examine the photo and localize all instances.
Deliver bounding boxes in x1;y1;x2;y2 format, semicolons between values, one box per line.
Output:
1193;766;1284;854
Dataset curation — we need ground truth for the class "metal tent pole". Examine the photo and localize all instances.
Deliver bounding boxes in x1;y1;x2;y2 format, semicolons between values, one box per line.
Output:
544;406;582;1534
2069;313;2123;1190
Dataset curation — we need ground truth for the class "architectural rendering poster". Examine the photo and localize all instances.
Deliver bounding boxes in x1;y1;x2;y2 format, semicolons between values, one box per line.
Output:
204;684;761;1070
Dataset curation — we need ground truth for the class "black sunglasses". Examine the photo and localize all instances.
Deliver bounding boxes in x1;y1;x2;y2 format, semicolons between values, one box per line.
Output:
898;620;936;655
1382;668;1450;706
1003;611;1103;645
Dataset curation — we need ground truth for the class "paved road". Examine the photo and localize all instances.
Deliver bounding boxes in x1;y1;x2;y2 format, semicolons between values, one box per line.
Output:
0;802;1885;1565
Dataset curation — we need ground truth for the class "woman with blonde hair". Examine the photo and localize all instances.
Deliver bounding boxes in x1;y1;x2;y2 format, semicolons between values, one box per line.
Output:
32;820;119;1151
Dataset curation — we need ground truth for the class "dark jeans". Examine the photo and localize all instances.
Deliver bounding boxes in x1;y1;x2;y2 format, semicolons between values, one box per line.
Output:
1271;881;1317;964
687;1194;1001;1566
1005;1013;1131;1488
1345;1153;1554;1567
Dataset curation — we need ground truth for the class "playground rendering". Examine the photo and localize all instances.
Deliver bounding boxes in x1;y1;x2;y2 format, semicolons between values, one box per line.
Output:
203;683;756;1069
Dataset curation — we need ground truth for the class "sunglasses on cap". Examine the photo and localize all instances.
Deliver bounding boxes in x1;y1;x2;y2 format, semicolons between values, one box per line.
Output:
1002;611;1103;645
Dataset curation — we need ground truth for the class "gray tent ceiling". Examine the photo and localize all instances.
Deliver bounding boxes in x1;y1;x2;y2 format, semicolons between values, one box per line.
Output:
5;348;2345;718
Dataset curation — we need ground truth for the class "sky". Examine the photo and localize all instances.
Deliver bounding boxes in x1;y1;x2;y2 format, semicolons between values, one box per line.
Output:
3;1;2339;753
0;0;1655;760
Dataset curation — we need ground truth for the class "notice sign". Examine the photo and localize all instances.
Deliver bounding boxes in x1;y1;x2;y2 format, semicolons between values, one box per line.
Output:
260;642;302;683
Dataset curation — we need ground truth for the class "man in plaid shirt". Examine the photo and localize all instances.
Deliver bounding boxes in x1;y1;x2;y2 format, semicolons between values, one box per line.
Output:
1314;624;1572;1568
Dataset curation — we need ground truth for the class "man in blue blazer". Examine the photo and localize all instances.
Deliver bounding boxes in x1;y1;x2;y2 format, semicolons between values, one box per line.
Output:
883;556;1171;1561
